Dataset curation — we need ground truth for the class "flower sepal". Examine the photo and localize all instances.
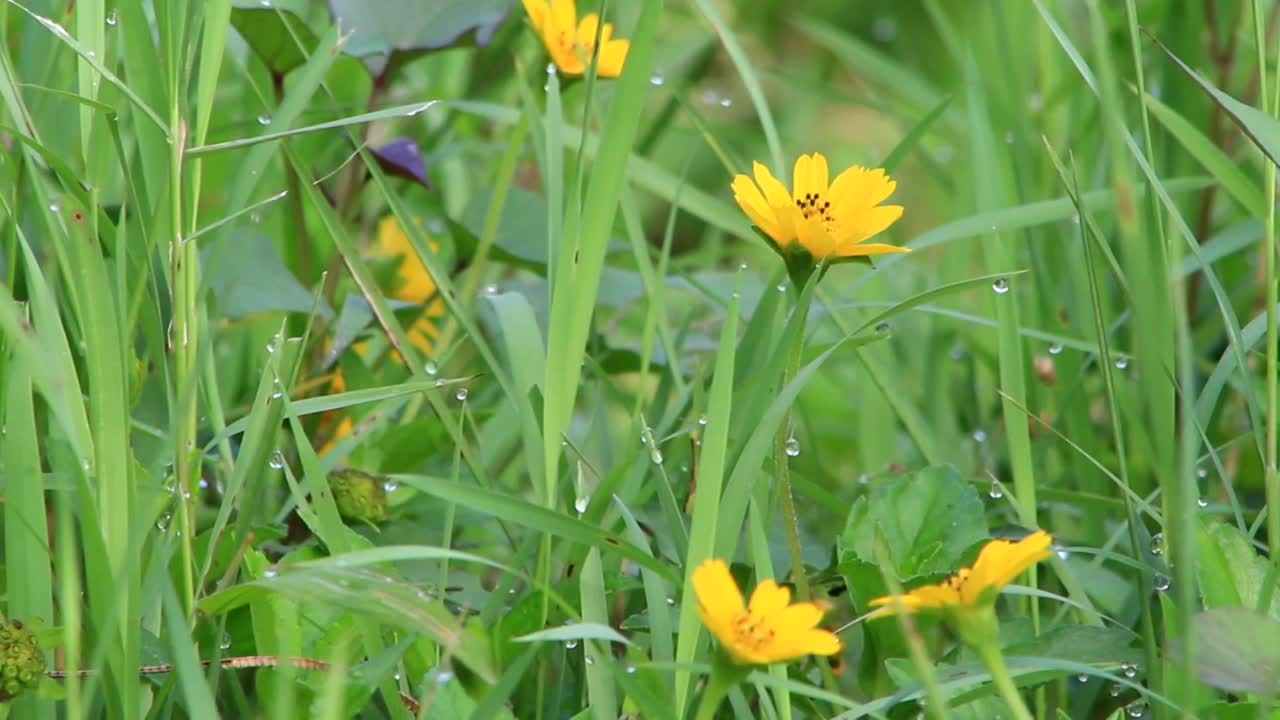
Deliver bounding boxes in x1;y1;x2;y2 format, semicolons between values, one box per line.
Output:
946;601;1001;652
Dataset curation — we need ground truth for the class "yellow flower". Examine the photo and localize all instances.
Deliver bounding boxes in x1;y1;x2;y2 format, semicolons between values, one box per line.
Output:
373;215;445;355
869;531;1053;615
732;153;907;261
523;0;629;78
692;559;841;665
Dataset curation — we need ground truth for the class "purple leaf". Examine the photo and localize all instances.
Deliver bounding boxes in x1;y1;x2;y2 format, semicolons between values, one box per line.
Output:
373;138;431;190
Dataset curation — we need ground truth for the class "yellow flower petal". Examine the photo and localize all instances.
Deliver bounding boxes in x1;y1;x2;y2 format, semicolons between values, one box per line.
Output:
550;0;577;35
693;559;746;622
576;13;599;50
522;0;549;32
597;38;629;77
747;579;792;616
753;161;793;209
793;153;829;202
732;175;785;244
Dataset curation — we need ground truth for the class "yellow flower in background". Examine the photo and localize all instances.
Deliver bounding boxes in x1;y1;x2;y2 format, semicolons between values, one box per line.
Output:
523;0;629;77
322;216;445;454
692;559;841;665
732;153;907;261
869;531;1053;615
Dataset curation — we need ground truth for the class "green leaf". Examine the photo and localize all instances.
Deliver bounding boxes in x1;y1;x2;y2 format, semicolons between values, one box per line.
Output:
838;464;988;580
1191;607;1280;694
230;0;318;75
328;0;514;75
1152;32;1280;169
1004;625;1140;667
202;233;332;319
1197;519;1280;618
514;622;631;647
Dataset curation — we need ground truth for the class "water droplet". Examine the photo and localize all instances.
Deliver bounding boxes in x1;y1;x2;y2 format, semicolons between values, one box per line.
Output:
697;414;708;426
625;665;637;674
991;277;1010;294
640;430;649;445
776;283;787;292
106;9;118;25
584;656;594;665
1076;673;1088;683
1115;357;1129;370
1109;684;1123;697
86;50;96;60
1197;496;1209;508
1122;662;1138;678
270;391;283;400
383;480;399;493
156;513;171;531
424;360;439;376
434;378;447;387
950;344;966;361
1150;532;1164;556
875;322;892;333
1125;700;1148;718
989;481;1005;499
574;496;589;513
269;450;284;469
871;16;898;42
650;447;664;465
719;96;733;108
547;62;558;76
257;113;271;126
434;670;454;684
972;429;988;443
259;0;271;6
565;639;578;649
665;596;675;606
785;437;800;457
220;633;232;650
456;387;469;402
266;342;275;353
649;72;665;86
1153;574;1170;592
1048;343;1063;355
483;284;499;295
263;566;278;578
49;199;61;213
1196;465;1208;479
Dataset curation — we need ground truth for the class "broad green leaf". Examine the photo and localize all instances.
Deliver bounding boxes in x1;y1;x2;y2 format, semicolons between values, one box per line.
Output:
1197;519;1280;618
202;233;332;319
1191;607;1280;694
329;0;514;74
230;0;317;75
839;464;988;580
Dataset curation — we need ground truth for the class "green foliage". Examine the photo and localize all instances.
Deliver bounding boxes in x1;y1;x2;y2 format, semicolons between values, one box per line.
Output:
3;0;1280;718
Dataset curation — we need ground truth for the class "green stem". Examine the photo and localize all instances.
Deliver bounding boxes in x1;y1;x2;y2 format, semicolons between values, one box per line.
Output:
776;288;813;602
974;642;1033;720
692;657;746;720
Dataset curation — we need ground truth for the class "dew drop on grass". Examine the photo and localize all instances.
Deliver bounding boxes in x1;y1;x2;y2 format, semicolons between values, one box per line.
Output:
1122;663;1138;678
1196;465;1208;479
456;387;469;402
574;496;589;513
1076;673;1088;683
649;73;665;86
1125;701;1148;718
434;670;454;684
697;414;708;426
584;656;594;665
269;450;284;469
650;447;664;465
972;429;988;443
875;322;891;333
383;480;399;493
988;481;1005;499
719;97;733;108
483;284;499;295
665;597;675;606
1197;496;1209;508
49;199;61;213
785;437;800;457
1153;574;1170;592
546;63;558;76
106;9;118;25
425;360;439;376
220;633;232;650
564;639;578;649
1150;532;1164;555
625;665;637;674
991;277;1010;294
263;566;278;578
156;513;171;531
1048;343;1063;355
1115;357;1129;370
257;113;271;126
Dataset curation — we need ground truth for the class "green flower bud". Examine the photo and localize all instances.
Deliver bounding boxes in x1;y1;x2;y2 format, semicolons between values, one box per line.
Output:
329;468;388;526
0;620;45;701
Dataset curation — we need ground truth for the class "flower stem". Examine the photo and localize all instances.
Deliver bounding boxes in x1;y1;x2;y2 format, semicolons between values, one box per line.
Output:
776;285;814;602
692;658;746;720
974;642;1034;720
